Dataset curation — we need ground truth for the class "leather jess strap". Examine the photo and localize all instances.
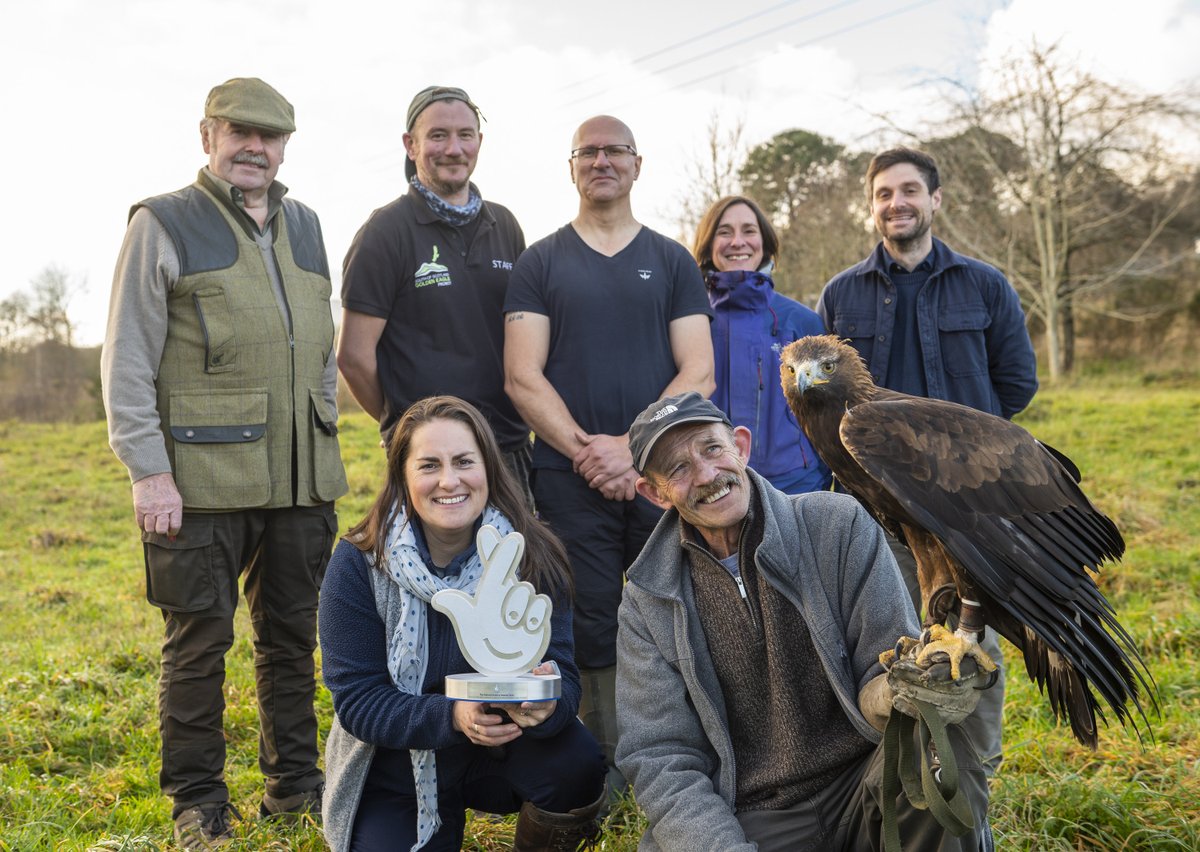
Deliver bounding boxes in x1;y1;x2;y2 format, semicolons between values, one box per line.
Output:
880;699;976;852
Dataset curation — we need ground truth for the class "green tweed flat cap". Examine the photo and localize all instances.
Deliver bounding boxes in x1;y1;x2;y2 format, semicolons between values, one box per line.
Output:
204;77;295;133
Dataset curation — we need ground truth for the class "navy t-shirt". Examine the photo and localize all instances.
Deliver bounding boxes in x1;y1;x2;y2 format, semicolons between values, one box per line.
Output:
504;224;711;470
884;255;934;398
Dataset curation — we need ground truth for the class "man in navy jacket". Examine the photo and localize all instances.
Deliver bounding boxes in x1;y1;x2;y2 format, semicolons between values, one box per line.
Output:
818;146;1038;776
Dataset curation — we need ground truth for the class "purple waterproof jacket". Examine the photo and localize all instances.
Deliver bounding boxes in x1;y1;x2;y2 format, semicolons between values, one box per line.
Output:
707;270;831;494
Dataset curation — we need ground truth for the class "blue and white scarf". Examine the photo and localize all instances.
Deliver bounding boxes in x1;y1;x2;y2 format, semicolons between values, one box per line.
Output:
411;176;483;227
377;502;514;852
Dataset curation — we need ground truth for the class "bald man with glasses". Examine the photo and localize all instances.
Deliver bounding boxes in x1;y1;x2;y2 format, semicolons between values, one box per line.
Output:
503;115;714;797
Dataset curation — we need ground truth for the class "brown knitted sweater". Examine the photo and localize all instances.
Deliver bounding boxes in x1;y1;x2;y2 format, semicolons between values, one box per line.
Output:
686;493;874;810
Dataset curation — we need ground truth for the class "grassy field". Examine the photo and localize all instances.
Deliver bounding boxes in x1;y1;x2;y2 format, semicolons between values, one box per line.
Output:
1;373;1197;850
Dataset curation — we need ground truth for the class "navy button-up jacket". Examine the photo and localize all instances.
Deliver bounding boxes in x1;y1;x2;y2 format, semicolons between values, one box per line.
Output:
817;238;1037;418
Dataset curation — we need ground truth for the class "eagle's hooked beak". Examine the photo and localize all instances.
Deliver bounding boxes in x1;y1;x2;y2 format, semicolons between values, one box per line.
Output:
792;359;828;394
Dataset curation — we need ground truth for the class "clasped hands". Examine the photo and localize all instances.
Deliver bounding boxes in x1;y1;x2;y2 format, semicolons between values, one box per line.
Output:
573;432;637;501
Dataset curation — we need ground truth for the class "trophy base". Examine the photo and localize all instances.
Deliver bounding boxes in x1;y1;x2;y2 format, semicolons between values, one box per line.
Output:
445;673;561;703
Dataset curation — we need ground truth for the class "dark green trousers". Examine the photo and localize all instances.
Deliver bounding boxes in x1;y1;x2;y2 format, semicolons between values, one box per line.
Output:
143;503;336;817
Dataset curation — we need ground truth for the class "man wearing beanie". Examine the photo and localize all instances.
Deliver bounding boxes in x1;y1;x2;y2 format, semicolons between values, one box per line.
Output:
338;85;531;497
101;77;346;848
614;392;994;851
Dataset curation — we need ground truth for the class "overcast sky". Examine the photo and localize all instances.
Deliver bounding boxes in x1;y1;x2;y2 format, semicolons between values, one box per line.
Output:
2;0;1196;346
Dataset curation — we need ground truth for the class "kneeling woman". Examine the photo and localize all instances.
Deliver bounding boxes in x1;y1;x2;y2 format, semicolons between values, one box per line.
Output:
320;396;605;851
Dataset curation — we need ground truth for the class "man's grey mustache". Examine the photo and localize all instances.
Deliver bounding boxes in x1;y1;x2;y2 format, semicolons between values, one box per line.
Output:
233;152;269;168
688;474;741;510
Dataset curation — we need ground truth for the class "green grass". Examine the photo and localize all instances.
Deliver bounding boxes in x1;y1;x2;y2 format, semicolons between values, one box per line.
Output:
0;375;1197;850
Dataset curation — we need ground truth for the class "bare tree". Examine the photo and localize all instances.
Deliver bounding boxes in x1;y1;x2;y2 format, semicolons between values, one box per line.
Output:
0;292;31;355
27;265;83;347
669;110;748;244
0;266;94;421
935;41;1198;378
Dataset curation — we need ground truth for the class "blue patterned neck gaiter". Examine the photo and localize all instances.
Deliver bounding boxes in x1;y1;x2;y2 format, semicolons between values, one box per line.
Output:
411;176;483;226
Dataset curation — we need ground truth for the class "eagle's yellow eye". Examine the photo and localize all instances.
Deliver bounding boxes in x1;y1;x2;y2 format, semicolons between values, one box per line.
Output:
787;365;795;374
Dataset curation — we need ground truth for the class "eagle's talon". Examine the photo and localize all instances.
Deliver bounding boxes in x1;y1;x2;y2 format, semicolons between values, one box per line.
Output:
913;624;998;680
926;584;960;627
880;635;922;669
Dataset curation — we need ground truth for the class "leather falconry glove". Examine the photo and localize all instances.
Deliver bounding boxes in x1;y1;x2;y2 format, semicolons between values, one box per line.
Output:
885;647;995;726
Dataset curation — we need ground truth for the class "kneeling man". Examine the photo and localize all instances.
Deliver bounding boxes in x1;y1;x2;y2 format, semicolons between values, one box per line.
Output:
615;392;993;851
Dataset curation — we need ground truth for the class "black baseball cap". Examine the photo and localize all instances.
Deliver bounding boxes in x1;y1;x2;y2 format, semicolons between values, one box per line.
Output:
628;392;732;474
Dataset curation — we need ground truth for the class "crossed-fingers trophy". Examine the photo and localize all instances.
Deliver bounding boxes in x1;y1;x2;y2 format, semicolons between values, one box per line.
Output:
431;525;562;702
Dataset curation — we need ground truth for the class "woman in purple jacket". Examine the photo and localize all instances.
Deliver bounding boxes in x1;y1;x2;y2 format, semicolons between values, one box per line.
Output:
692;196;831;494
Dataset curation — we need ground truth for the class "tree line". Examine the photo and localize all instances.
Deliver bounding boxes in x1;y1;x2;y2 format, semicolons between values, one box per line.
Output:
0;265;100;422
673;44;1199;378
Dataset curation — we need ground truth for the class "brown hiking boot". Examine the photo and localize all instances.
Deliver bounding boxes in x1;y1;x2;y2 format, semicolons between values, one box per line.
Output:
259;782;323;823
512;789;604;851
173;801;241;850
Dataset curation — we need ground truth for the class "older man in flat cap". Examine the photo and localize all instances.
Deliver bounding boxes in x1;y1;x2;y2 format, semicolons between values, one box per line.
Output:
338;85;532;498
101;77;346;848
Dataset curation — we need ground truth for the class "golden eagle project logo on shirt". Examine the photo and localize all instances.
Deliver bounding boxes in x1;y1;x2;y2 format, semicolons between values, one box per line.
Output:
414;245;452;288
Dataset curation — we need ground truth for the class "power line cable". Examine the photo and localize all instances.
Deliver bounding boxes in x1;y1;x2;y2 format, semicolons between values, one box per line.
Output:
611;0;943;110
557;0;867;110
556;0;805;94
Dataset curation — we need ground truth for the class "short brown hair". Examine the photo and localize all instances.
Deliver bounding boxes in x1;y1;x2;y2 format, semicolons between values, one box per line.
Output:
864;147;940;201
691;196;779;274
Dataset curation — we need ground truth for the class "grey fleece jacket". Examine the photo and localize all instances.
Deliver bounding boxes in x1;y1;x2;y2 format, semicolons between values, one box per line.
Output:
614;471;918;851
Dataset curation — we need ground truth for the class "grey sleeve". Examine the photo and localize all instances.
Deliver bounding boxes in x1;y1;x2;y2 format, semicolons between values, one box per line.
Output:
836;500;919;691
615;592;755;851
100;208;176;483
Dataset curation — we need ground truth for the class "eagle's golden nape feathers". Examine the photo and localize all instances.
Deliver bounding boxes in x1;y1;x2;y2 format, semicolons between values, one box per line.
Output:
779;334;1158;749
779;335;877;411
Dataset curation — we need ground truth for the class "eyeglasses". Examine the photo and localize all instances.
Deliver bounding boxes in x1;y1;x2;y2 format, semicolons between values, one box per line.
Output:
570;144;638;162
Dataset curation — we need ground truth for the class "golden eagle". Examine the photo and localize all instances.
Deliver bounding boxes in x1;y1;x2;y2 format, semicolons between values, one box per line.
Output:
779;334;1155;747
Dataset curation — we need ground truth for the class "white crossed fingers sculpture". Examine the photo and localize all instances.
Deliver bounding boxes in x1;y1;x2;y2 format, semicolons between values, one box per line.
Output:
431;525;553;675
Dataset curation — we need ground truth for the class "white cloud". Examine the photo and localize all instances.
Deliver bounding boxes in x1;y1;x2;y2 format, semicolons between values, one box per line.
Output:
2;0;1195;346
981;0;1200;94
